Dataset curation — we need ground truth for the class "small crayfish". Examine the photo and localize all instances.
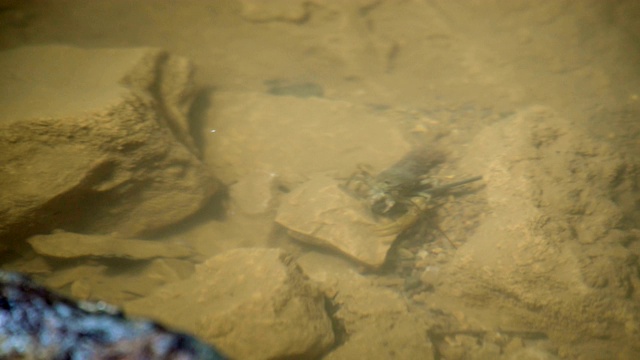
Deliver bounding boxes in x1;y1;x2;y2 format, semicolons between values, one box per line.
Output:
342;147;482;241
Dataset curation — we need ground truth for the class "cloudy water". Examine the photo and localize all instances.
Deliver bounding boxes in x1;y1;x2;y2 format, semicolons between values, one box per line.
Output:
1;1;639;359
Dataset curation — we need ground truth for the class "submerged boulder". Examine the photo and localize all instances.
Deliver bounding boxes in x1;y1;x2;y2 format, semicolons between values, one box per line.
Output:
126;248;335;360
0;45;217;243
442;106;639;344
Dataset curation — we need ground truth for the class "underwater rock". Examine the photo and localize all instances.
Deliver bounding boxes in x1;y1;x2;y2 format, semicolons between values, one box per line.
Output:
296;252;435;359
276;175;397;268
27;231;194;260
125;248;335;360
32;259;194;305
202;91;411;185
0;45;217;243
0;270;226;360
443;106;638;342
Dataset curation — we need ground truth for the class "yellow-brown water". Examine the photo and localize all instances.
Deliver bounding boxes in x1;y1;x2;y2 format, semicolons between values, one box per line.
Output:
1;1;639;359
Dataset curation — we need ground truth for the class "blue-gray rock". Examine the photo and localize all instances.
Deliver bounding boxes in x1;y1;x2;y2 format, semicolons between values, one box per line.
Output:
0;270;226;360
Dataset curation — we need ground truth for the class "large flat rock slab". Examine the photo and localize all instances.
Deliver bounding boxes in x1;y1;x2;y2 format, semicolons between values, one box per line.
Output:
0;45;217;242
275;175;396;268
125;248;334;360
27;232;193;260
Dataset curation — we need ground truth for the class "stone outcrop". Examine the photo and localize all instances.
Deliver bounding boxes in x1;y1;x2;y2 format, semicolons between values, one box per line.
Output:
0;45;217;243
442;106;639;342
297;252;435;360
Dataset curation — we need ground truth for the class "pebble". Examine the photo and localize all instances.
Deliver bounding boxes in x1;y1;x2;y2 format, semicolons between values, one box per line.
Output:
416;249;429;260
430;247;445;255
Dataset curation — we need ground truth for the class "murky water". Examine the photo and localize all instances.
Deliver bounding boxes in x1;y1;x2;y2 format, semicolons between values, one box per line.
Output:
1;1;639;359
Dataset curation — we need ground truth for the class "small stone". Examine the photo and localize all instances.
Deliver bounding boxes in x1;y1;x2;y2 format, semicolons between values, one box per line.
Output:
397;248;415;260
416;249;430;259
126;248;334;360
